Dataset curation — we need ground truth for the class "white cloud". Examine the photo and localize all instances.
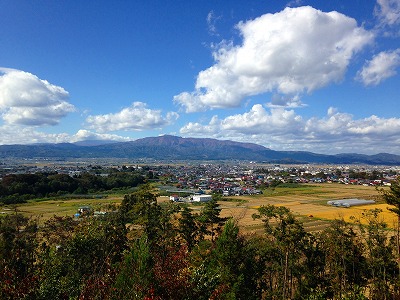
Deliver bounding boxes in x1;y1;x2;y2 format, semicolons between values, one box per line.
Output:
207;10;222;36
174;6;374;112
180;115;221;135
221;105;303;134
0;68;75;125
86;101;179;133
375;0;400;26
0;126;132;145
0;125;71;145
69;129;132;143
179;105;400;154
356;49;400;85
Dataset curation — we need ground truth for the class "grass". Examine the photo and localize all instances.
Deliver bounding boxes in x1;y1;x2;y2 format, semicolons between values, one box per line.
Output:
1;196;123;224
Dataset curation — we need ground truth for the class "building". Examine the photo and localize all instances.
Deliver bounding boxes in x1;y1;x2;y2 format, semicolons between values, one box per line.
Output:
192;194;212;202
169;194;180;202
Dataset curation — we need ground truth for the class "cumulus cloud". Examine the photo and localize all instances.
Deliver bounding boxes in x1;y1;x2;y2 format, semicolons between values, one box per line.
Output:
356;49;400;85
70;129;133;143
0;126;132;145
174;6;374;112
0;124;71;145
179;105;400;154
180;115;221;136
86;101;179;133
221;105;303;134
375;0;400;26
0;68;75;126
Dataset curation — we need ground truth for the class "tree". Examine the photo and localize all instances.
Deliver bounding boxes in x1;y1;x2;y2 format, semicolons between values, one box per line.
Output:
319;219;367;299
207;219;260;299
113;235;154;300
178;205;199;251
0;213;39;299
120;184;161;242
38;215;127;299
198;196;225;242
379;177;400;297
253;204;308;299
353;209;398;300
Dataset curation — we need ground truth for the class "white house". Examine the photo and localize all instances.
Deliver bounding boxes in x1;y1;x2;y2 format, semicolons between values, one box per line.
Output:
169;194;180;202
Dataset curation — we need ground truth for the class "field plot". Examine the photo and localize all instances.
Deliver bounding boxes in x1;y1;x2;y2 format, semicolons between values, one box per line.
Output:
1;196;121;223
1;183;397;232
218;183;397;233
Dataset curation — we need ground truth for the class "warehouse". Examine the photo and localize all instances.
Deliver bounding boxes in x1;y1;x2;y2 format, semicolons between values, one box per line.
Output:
192;194;212;202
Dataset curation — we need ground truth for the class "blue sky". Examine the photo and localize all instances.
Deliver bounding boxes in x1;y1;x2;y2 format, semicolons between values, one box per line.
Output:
1;0;400;154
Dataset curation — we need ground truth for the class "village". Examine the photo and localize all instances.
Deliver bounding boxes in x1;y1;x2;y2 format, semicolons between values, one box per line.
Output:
1;158;398;198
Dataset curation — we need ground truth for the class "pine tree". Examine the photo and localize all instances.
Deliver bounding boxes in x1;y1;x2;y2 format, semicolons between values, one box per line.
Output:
179;205;199;251
198;196;225;242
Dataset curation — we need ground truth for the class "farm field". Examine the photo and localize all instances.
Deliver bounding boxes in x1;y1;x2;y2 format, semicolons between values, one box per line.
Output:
0;196;122;223
1;183;397;232
217;183;398;233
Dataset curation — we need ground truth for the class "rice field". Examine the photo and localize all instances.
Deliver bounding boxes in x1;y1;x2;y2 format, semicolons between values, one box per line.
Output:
0;196;122;223
1;183;397;232
218;183;398;233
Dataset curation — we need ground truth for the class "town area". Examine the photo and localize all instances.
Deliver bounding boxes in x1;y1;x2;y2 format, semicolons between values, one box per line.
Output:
1;158;398;196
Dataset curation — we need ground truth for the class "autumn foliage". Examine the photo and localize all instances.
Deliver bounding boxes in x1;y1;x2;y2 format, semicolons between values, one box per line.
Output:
1;183;400;299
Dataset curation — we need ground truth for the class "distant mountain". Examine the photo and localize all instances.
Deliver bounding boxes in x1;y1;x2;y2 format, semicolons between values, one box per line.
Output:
0;135;399;165
73;140;118;146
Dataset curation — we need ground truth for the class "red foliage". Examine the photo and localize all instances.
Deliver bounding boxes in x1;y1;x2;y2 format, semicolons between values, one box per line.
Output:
153;244;193;299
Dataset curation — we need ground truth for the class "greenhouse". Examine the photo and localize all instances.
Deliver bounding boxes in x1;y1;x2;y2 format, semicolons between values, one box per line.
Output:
327;198;375;208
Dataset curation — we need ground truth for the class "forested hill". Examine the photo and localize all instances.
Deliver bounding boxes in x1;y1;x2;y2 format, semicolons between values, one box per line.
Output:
1;135;400;165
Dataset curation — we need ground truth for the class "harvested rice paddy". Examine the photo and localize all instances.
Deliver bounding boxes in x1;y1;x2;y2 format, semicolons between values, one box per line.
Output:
218;183;397;233
1;183;397;232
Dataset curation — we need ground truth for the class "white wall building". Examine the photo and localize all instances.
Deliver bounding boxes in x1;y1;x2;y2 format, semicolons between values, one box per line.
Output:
192;194;212;202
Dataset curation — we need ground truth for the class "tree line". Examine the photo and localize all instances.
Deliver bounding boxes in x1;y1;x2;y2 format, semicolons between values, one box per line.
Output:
1;181;400;299
0;171;145;204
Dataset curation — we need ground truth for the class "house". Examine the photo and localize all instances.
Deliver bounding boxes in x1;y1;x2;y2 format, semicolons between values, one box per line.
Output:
75;206;93;217
169;194;180;202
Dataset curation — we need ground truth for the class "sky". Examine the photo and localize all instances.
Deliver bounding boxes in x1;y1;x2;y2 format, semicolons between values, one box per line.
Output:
1;0;400;155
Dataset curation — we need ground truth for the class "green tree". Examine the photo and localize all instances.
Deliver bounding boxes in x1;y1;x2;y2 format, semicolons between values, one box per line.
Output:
38;215;127;299
198;196;225;242
319;219;367;299
178;205;199;251
354;209;398;300
113;235;154;300
379;177;400;297
120;184;161;242
207;219;260;299
253;204;308;299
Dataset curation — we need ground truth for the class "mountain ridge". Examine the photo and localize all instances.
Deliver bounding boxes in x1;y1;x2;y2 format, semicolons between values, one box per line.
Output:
1;135;399;165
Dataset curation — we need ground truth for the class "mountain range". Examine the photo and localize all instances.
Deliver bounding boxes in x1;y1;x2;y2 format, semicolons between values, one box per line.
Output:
1;135;399;165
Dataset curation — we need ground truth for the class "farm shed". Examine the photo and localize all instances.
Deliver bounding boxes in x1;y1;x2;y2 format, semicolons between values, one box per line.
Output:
327;199;375;208
192;195;212;202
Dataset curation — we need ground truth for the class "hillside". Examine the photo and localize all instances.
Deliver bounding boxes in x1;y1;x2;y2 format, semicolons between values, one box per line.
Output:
1;135;399;165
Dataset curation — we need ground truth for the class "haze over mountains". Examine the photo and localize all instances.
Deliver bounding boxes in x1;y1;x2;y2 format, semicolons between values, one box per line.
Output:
1;135;400;165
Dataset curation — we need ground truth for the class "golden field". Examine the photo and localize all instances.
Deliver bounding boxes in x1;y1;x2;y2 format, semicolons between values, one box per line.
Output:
217;183;398;233
1;183;397;232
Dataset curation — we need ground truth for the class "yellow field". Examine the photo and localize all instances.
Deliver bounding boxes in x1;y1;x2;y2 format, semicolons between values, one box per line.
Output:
1;183;398;232
0;196;122;223
218;183;398;233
